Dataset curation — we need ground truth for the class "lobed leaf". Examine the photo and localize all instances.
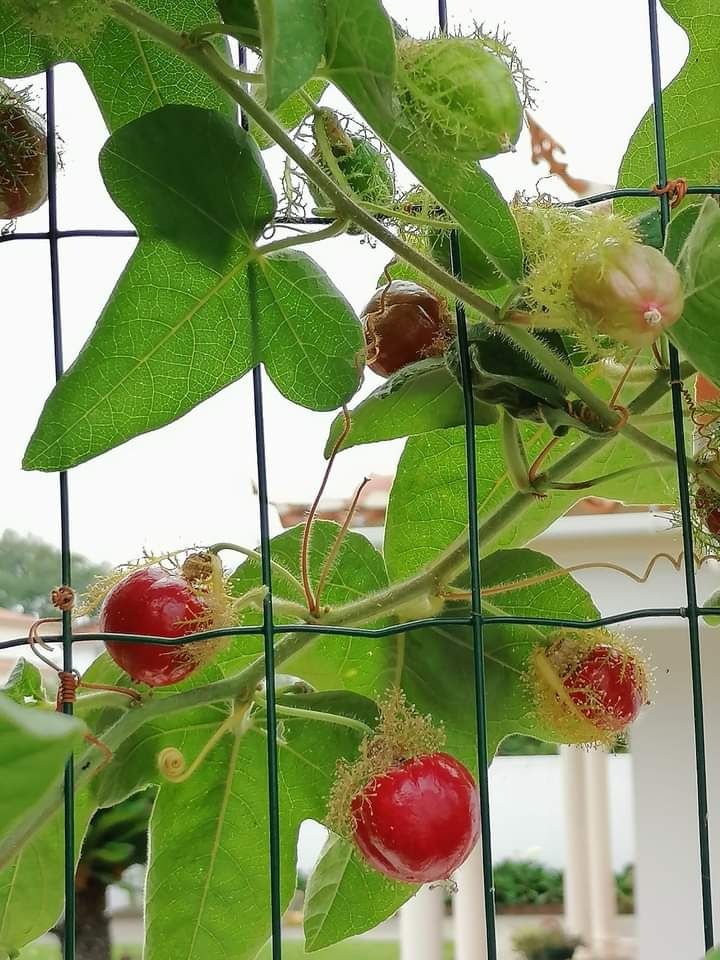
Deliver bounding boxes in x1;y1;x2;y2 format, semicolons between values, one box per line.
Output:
255;0;325;110
23;105;363;471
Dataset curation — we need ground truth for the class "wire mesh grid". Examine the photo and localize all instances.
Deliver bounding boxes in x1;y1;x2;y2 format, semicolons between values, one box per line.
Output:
0;0;715;958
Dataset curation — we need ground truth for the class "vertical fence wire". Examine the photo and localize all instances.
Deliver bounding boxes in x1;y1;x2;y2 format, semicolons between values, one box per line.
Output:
646;0;714;947
45;66;77;960
437;2;497;956
251;350;284;960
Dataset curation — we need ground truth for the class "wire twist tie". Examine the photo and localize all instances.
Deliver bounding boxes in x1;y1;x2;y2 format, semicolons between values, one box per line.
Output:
652;178;688;209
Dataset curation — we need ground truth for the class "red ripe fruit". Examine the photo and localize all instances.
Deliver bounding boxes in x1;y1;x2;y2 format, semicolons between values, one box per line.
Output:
351;752;479;883
361;279;453;377
572;243;683;347
563;644;645;732
0;82;48;219
99;566;210;687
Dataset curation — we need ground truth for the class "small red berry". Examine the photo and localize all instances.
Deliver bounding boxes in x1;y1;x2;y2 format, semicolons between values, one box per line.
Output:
99;566;210;687
351;752;479;883
563;644;645;732
361;280;453;378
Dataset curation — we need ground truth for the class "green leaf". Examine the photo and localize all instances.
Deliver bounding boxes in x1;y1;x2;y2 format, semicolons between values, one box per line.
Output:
324;0;522;281
324;0;396;123
1;658;46;705
665;197;720;387
144;692;370;960
303;833;416;952
384;417;676;582
0;0;232;131
256;0;325;110
252;251;364;411
100;104;275;270
217;0;261;36
617;0;720;213
228;521;392;695
0;792;96;958
23;105;363;471
0;697;95;956
324;357;498;457
0;694;85;839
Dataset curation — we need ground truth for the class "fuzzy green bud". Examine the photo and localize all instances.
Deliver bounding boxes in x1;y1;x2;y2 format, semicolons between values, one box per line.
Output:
396;37;523;161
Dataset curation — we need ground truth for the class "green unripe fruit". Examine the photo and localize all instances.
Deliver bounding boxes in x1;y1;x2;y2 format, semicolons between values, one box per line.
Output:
703;589;720;627
396;37;523;161
311;135;395;209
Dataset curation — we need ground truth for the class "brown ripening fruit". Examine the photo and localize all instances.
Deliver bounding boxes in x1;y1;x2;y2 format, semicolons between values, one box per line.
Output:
361;279;454;378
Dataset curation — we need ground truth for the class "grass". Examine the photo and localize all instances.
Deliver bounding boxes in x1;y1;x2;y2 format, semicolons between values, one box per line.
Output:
20;940;456;959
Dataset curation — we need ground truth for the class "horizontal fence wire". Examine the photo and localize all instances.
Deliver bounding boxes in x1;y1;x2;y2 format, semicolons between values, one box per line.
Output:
3;2;716;957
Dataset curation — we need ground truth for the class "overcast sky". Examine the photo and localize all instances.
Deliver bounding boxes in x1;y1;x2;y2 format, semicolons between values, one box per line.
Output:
0;0;688;567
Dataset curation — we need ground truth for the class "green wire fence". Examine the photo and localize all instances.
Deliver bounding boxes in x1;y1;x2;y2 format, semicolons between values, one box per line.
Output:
0;1;715;958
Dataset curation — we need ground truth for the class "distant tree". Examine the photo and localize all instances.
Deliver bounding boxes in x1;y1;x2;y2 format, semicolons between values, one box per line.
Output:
0;529;109;617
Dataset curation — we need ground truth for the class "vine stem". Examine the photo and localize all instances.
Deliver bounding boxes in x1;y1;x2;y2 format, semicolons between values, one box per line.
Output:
322;366;696;627
254;696;374;737
209;542;306;596
257;218;350;256
108;0;622;430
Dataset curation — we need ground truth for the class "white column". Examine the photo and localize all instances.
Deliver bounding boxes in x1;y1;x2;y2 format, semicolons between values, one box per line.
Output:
584;746;618;957
561;745;593;943
400;884;445;960
454;842;488;960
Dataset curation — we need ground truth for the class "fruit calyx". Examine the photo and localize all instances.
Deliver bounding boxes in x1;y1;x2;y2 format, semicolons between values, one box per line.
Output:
361;279;454;377
532;628;649;745
327;689;445;837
